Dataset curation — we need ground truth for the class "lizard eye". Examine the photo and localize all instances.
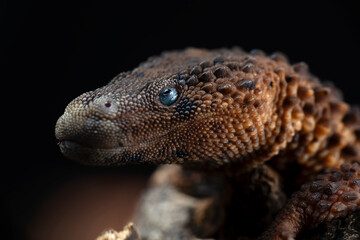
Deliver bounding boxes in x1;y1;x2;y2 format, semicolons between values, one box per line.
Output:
159;87;178;106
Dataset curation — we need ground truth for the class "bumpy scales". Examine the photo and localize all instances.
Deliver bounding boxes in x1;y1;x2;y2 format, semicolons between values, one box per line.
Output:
56;48;360;239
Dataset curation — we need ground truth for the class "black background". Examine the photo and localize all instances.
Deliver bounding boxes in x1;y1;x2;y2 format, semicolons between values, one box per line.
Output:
3;0;360;239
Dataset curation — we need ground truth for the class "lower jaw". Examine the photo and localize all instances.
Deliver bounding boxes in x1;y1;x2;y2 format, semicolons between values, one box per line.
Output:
58;140;121;165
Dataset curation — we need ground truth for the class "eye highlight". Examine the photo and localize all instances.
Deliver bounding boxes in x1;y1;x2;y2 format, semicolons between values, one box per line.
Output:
159;87;178;106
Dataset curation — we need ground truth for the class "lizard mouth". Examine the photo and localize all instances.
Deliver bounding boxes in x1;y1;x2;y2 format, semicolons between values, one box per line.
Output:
55;109;125;165
57;125;180;165
58;140;124;165
57;117;208;165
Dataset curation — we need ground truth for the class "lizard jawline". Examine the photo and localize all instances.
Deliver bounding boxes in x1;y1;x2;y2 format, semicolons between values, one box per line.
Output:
58;140;124;165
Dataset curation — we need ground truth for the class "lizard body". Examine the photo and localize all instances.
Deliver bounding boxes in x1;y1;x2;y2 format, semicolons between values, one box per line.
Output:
56;48;360;239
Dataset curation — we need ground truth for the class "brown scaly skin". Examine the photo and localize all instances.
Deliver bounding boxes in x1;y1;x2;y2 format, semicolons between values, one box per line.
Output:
55;48;360;239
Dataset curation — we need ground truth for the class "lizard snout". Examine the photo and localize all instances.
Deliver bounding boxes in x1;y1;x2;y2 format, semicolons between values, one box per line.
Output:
55;93;122;163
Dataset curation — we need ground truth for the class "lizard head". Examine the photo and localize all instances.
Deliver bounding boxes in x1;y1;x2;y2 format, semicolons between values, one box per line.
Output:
56;49;285;167
55;70;194;165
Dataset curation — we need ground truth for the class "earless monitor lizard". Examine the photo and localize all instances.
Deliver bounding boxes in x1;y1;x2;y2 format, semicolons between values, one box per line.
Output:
55;48;360;240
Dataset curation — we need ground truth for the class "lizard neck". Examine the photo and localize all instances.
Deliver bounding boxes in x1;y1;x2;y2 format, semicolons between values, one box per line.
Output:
270;63;360;177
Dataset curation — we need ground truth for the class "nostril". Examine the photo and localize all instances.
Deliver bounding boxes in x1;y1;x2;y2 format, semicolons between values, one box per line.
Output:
93;97;118;119
104;101;112;108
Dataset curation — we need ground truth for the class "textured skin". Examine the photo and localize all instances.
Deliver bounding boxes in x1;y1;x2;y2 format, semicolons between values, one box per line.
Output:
260;162;360;239
55;48;360;239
